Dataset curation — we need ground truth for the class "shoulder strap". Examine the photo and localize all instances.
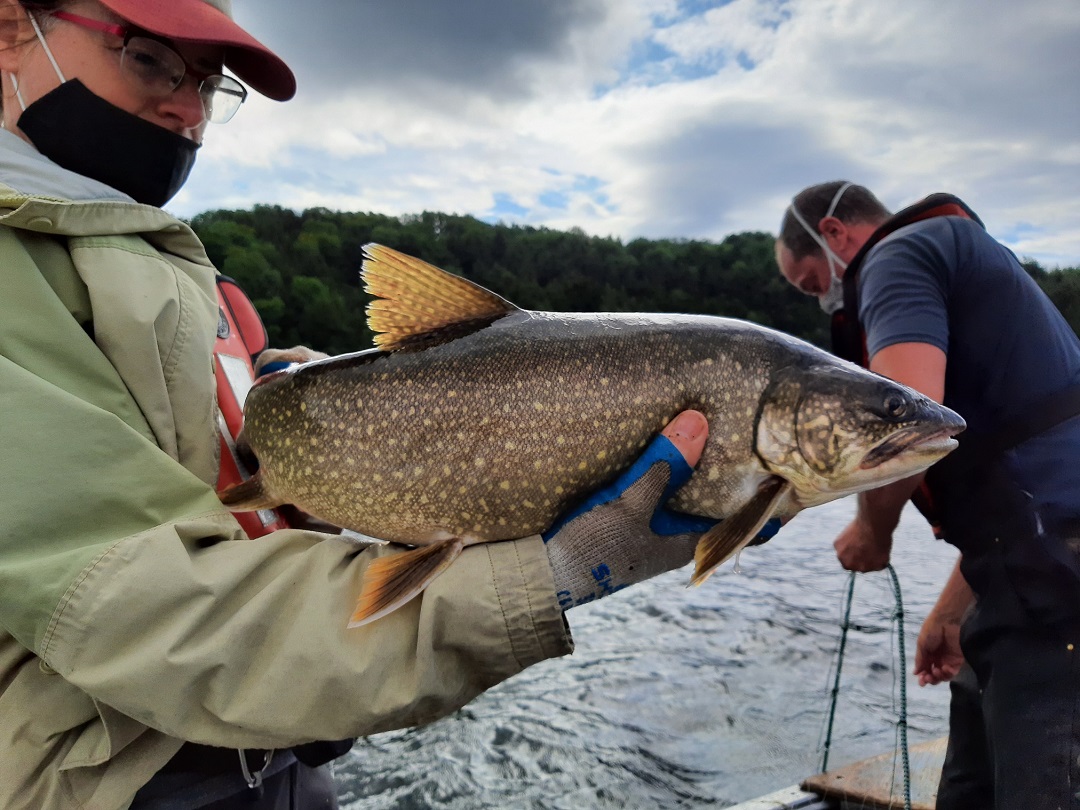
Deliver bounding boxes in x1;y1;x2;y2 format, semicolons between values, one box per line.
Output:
832;193;983;365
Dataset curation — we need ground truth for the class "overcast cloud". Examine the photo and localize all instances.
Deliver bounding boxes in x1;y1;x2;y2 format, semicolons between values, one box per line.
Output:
169;0;1080;267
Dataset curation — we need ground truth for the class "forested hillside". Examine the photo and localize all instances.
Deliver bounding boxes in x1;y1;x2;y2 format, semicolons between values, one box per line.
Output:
190;205;1080;355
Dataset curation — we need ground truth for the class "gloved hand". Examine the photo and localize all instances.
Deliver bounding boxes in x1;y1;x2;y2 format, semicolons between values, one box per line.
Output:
254;345;330;377
543;410;781;609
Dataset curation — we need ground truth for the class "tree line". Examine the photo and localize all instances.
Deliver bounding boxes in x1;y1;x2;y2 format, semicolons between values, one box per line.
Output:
190;205;1080;356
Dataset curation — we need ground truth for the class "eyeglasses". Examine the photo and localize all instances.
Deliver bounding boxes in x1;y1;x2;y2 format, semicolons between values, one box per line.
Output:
49;10;248;124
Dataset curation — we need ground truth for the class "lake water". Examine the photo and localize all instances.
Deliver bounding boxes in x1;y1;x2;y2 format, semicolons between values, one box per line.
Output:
333;498;958;809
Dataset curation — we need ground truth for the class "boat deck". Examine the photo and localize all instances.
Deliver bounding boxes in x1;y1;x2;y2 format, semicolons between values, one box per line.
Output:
729;736;947;810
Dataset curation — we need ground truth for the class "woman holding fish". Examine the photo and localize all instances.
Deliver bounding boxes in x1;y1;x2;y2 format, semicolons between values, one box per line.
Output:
0;1;757;807
777;181;1080;810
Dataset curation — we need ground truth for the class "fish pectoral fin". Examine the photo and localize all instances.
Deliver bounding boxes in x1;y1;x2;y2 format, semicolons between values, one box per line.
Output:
689;477;792;587
348;537;466;628
361;244;520;352
218;472;282;511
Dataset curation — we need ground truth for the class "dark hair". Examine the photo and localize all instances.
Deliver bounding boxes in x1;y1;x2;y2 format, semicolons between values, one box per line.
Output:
779;181;891;260
0;1;66;111
21;0;65;10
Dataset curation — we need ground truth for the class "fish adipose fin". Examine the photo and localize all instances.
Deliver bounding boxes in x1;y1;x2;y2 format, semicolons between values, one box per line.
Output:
689;477;791;587
361;244;520;352
218;472;282;511
348;537;466;628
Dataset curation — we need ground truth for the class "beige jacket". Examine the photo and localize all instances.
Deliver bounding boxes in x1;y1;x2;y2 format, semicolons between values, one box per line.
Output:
0;173;571;809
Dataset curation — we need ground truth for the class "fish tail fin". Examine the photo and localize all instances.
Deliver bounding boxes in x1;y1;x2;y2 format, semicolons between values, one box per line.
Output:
348;537;465;628
218;473;281;511
689;478;791;587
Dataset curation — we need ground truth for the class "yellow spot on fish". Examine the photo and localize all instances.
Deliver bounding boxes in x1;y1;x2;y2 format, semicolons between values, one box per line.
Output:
597;450;608;460
555;486;564;494
499;481;511;490
578;461;587;471
300;402;307;412
556;436;566;446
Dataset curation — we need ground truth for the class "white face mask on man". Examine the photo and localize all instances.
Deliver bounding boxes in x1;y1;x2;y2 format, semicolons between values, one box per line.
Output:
787;182;852;315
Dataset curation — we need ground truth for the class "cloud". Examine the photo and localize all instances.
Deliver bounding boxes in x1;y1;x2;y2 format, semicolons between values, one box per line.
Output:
174;0;1080;267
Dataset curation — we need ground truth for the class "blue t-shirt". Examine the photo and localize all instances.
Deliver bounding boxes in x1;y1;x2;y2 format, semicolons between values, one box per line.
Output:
859;216;1080;531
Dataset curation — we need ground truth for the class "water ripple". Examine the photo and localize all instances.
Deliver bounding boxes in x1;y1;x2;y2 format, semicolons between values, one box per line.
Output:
337;500;957;808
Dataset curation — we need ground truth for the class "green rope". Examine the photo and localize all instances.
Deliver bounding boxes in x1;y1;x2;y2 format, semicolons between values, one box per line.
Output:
820;571;856;773
886;563;912;810
821;565;912;810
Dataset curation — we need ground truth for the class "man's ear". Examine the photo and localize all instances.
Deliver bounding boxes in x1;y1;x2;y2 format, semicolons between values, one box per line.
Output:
0;0;35;73
817;215;848;253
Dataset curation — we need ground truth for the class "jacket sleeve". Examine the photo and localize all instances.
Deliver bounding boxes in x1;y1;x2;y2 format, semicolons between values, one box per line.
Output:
0;339;572;750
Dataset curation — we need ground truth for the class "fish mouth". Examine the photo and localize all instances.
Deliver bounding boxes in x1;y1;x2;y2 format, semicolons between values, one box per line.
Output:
859;427;959;470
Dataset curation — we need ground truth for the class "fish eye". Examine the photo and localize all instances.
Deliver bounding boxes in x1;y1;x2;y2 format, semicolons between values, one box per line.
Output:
883;391;909;419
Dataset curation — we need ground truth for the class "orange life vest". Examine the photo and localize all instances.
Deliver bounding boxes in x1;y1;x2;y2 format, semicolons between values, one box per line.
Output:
214;276;290;538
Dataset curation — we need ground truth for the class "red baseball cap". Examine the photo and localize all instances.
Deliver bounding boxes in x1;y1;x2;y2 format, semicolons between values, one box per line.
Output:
95;0;296;101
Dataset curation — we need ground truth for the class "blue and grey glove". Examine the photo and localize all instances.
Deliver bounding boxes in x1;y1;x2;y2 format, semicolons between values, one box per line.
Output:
543;429;781;610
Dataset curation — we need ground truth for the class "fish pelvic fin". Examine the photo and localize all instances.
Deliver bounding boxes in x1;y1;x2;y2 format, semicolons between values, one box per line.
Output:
689;477;791;587
361;244;520;352
348;537;466;628
218;472;282;511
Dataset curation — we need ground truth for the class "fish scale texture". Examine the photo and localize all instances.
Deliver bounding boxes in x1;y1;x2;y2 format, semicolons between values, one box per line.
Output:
243;314;777;545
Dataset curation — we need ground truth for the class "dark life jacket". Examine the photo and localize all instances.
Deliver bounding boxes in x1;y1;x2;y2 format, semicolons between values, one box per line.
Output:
830;193;983;367
828;194;983;537
826;194;1080;629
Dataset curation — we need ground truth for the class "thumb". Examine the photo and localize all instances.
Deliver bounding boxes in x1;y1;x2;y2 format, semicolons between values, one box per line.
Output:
661;410;708;470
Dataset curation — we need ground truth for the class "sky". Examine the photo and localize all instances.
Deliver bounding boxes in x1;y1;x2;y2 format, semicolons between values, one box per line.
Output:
169;0;1080;268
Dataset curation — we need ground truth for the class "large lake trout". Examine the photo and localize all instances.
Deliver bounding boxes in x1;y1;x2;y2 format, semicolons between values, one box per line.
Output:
221;245;964;627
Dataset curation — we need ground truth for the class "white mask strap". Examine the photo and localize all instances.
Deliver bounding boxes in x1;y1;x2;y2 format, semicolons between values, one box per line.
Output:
11;13;66;112
28;14;66;84
788;181;854;262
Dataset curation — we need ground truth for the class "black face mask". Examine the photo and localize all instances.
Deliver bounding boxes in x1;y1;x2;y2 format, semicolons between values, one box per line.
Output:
17;79;200;207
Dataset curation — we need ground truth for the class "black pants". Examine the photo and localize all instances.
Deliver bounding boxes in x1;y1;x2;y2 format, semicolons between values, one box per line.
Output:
937;627;1080;810
130;753;339;810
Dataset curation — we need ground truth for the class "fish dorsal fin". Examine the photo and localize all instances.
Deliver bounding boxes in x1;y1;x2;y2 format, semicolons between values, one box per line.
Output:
362;243;519;352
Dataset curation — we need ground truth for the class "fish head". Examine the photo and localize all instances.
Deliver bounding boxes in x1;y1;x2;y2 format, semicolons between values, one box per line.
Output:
755;363;966;507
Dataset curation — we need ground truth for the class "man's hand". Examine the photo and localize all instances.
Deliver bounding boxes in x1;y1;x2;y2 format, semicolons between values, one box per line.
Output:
914;613;964;686
833;514;893;572
913;559;973;686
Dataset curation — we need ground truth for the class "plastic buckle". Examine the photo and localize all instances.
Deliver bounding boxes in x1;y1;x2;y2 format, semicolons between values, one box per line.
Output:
238;748;275;791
